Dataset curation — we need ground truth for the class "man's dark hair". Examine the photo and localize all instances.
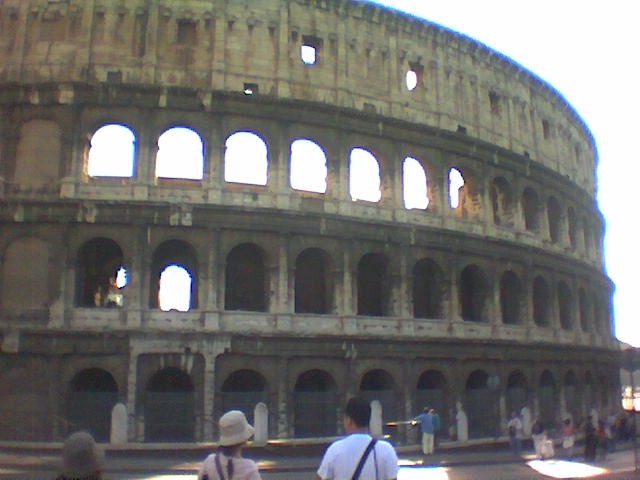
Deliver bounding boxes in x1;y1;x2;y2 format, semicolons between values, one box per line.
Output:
345;397;371;428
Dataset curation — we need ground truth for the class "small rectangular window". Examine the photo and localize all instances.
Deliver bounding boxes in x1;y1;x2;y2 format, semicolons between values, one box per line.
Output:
489;91;501;116
243;83;259;95
302;35;322;65
177;20;196;45
542;119;551;140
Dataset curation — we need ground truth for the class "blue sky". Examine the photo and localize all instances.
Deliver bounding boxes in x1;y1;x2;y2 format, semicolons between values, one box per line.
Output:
375;0;640;346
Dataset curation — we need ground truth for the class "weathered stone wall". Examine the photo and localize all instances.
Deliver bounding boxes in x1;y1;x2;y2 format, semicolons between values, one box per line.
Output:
0;0;596;193
0;0;616;443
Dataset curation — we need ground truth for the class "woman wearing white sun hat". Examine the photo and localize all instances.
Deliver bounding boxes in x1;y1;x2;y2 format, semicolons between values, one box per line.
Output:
198;410;261;480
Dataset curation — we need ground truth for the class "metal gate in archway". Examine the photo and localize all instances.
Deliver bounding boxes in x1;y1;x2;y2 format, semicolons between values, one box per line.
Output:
294;369;338;438
67;368;118;442
144;367;195;442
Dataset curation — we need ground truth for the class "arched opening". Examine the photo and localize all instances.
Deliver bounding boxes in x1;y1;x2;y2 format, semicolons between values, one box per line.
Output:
416;370;448;439
539;370;557;429
225;243;267;312
357;253;388;316
412;258;444;319
224;131;268;185
150;240;197;310
87;124;135;177
155;126;204;180
522;187;540;232
290;139;327;193
221;369;266;425
460;265;489;322
145;367;195;442
464;370;499;438
360;369;397;433
77;238;127;308
533;276;550;327
349;147;381;202
490;177;514;227
294;248;332;314
66;368;118;442
506;370;528;417
547;197;562;243
500;271;522;325
158;265;192;312
558;281;573;330
294;370;337;437
578;287;591;332
448;167;465;209
403;157;429;210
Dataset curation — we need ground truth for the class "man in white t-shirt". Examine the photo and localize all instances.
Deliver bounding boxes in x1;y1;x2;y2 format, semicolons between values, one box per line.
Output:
316;397;398;480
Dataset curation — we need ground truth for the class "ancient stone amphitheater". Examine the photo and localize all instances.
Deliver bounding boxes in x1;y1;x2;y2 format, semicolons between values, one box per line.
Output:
0;0;618;443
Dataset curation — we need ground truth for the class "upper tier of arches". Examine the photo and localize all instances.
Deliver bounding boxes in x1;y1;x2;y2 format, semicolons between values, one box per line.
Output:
1;108;605;268
0;0;597;193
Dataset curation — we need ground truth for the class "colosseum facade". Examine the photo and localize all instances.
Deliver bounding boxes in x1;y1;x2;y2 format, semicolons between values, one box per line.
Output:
0;0;618;443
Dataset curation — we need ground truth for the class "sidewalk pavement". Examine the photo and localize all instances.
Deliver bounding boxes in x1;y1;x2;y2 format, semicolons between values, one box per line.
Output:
0;437;638;477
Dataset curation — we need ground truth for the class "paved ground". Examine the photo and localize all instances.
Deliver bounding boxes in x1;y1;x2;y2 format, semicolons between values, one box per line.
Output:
1;439;639;479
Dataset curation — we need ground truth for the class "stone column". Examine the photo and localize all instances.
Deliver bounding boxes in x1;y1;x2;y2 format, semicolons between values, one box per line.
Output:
276;357;289;438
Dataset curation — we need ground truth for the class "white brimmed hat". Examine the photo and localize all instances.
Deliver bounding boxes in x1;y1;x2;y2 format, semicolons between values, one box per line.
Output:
219;410;255;446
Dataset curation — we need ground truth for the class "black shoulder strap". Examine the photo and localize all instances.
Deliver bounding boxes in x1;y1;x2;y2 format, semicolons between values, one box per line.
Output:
214;453;226;480
352;438;377;480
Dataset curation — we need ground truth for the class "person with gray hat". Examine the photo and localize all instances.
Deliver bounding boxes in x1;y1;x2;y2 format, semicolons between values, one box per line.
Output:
198;410;261;480
55;431;104;480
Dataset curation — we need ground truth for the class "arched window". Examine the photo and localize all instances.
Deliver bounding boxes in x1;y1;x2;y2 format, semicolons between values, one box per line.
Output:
547;197;562;243
533;276;550;327
449;167;465;209
77;238;127;308
500;270;522;325
225;243;267;311
412;258;444;319
460;265;489;322
357;253;388;316
290;139;327;193
224;131;268;185
578;287;591;332
403;157;429;209
158;265;192;312
295;248;332;314
558;281;573;330
491;177;514;227
150;240;198;310
522;188;540;232
155;127;204;180
87;124;135;177
349;148;381;202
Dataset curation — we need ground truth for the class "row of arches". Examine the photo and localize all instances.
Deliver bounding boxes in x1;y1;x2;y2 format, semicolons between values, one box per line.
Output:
66;365;612;442
7;119;601;258
0;235;610;334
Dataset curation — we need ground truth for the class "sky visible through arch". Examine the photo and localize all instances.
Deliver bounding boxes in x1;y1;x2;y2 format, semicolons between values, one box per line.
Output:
374;0;640;347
